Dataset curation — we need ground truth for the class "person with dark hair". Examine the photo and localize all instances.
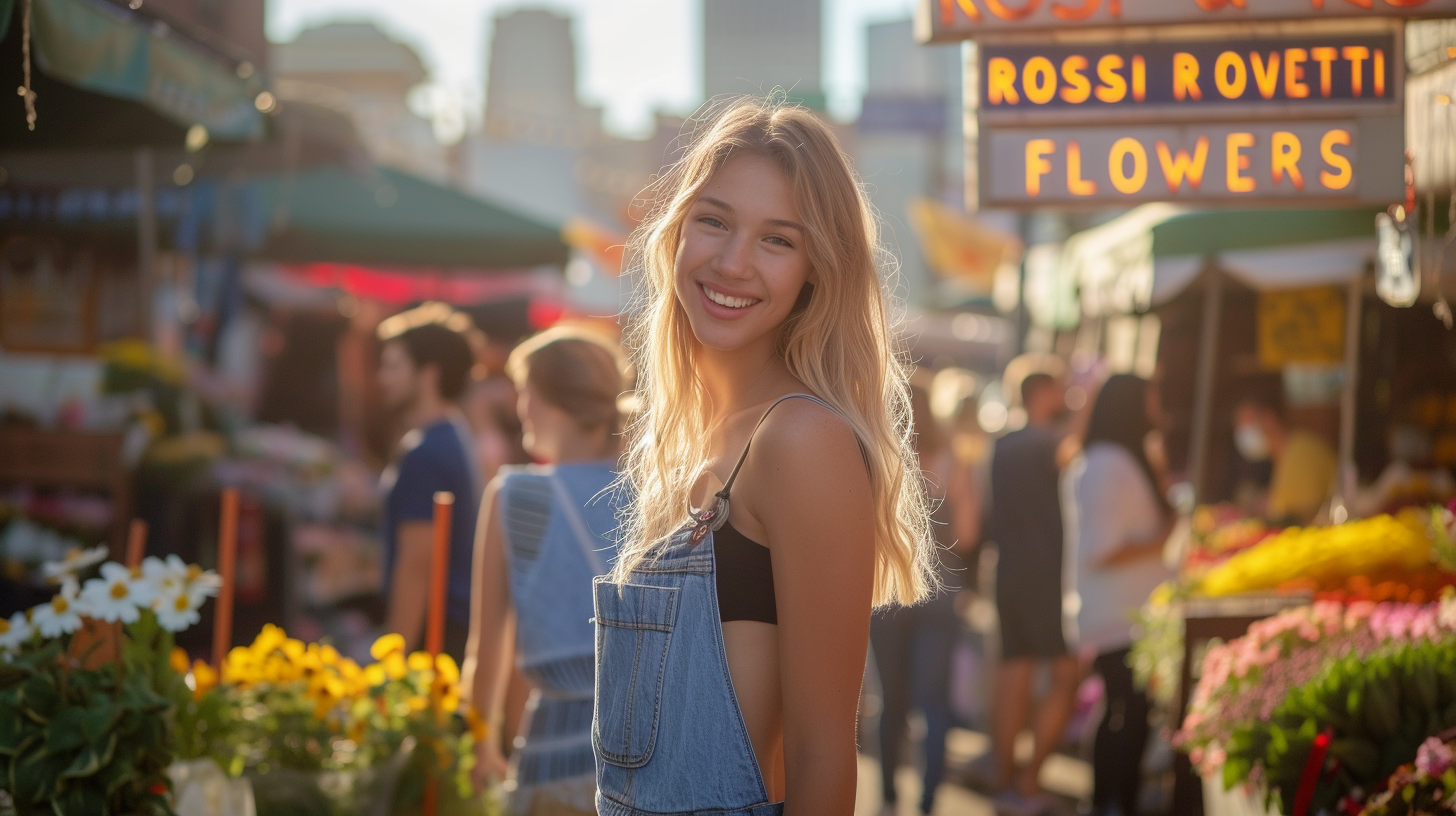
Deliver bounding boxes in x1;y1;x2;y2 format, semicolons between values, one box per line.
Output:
987;365;1080;816
1063;374;1174;816
376;302;483;661
1233;390;1336;524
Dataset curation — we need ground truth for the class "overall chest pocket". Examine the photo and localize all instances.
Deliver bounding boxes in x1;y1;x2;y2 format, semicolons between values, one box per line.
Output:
592;579;680;769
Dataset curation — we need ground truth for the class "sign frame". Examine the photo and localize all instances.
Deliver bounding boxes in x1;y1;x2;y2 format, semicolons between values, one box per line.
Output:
976;22;1404;126
917;0;1456;42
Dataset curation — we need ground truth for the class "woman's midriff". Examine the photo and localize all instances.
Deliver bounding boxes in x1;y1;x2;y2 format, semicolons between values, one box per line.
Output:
722;621;785;801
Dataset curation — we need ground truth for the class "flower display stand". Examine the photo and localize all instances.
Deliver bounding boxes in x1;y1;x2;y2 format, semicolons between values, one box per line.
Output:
169;758;256;816
1203;774;1280;816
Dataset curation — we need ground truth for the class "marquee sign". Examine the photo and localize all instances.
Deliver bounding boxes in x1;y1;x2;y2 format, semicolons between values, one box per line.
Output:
979;33;1398;123
919;0;1456;41
980;117;1404;205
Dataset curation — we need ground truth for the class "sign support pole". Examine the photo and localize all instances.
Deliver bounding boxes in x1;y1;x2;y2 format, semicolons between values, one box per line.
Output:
1188;265;1224;502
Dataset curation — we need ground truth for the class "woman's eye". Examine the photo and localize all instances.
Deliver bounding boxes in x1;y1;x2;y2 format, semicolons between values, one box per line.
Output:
700;216;726;229
766;236;793;248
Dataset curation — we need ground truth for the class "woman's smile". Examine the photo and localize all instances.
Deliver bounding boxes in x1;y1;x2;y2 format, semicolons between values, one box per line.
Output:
698;282;762;318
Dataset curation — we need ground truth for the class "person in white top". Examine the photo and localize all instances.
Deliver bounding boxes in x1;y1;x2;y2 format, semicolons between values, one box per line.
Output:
1061;374;1174;816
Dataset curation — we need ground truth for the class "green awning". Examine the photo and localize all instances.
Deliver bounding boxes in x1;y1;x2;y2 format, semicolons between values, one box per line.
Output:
254;166;570;268
1062;205;1386;319
25;0;262;141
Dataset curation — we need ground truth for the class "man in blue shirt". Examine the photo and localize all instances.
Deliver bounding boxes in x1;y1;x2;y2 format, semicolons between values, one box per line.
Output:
376;303;482;661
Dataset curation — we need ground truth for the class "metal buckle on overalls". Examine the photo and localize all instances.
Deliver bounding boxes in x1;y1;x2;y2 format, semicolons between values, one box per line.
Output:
686;493;730;546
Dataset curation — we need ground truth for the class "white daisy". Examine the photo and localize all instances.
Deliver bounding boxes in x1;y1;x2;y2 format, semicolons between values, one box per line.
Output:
154;590;202;632
0;611;32;653
182;563;222;599
40;546;108;581
31;580;85;637
80;562;150;624
138;555;188;606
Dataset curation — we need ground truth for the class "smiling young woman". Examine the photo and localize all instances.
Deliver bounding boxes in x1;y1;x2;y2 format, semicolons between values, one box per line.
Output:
593;96;939;816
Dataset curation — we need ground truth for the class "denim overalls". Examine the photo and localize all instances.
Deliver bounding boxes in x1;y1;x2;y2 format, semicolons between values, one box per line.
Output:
592;394;841;816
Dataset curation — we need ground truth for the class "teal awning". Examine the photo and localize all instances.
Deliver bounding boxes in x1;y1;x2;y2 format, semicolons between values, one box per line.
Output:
1061;205;1386;319
253;166;570;268
22;0;263;141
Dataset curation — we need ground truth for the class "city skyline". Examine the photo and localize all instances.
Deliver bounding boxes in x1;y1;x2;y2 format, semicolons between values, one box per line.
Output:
269;0;921;141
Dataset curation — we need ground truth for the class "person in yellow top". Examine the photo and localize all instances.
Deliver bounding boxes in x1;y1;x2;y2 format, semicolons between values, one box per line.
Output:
1233;393;1338;524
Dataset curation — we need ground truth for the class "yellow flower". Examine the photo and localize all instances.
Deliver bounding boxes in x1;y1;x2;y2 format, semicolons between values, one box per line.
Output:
407;651;433;673
337;658;361;679
407;695;429;712
282;638;306;662
364;663;387;687
253;624;287;655
434;653;460;685
192;660;219;701
384;653;408;680
438;689;461;713
170;647;191;675
464;706;488;741
370;633;405;661
320;645;340;666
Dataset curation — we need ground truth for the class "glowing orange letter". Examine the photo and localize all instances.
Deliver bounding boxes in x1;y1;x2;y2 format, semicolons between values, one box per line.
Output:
1226;132;1256;193
1156;137;1209;192
1108;138;1148;194
1095;55;1127;103
1271;131;1304;190
1132;55;1147;102
1215;52;1247;99
1023;57;1058;104
941;0;982;24
1375;49;1385;97
1310;47;1337;98
1320;129;1353;190
985;0;1042;20
1060;56;1092;104
1250;52;1281;100
1342;46;1368;97
988;58;1020;105
1174;53;1203;101
1052;0;1101;19
1285;48;1310;99
1026;139;1055;197
1067;141;1098;195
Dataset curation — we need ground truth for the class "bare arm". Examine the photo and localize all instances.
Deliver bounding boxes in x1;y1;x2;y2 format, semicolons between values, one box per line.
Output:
386;521;434;651
755;403;875;816
461;479;515;781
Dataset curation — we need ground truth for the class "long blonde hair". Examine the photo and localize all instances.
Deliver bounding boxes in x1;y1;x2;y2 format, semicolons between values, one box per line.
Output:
611;96;937;607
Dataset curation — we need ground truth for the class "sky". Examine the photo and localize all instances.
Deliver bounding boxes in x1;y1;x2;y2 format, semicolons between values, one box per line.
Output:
267;0;920;140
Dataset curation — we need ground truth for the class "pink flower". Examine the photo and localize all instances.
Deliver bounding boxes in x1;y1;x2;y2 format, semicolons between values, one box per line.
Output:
1415;737;1454;777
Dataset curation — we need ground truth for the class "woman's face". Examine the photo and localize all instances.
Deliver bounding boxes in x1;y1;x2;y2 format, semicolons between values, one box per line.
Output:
673;152;813;353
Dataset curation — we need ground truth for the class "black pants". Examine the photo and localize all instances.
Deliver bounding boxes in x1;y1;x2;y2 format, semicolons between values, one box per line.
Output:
1091;648;1150;816
871;595;958;814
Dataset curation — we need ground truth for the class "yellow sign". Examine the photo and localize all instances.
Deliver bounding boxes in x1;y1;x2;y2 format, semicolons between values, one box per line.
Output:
1257;286;1346;370
907;198;1023;289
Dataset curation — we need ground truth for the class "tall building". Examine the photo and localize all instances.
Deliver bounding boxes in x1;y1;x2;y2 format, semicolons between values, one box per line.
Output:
483;10;600;144
703;0;823;109
855;19;964;308
272;23;447;181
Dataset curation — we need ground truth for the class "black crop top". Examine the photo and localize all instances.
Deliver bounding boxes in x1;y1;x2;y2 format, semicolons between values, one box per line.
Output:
699;393;865;627
715;521;777;624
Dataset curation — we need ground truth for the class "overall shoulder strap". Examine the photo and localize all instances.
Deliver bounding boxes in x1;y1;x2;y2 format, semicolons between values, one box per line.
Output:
718;393;856;500
547;472;609;574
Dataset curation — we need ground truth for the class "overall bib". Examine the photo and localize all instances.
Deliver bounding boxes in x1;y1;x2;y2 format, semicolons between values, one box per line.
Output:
592;394;844;816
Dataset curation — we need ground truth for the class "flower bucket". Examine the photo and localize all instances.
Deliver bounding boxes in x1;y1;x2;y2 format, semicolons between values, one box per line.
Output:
1203;773;1281;816
169;758;257;816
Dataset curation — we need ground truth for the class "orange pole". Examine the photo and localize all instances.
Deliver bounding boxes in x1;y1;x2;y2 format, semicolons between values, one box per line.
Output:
426;492;453;656
211;488;240;668
423;491;453;816
125;519;148;569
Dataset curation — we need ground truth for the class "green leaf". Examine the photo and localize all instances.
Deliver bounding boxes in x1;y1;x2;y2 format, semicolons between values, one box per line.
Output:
20;674;61;723
51;783;106;816
44;709;93;755
60;732;116;780
1329;737;1381;779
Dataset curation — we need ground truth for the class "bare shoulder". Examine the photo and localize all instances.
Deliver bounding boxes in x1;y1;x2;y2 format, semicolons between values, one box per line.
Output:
747;396;869;498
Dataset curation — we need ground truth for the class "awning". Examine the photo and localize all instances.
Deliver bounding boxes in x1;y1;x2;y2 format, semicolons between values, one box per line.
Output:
1062;205;1385;317
8;0;263;141
252;166;570;269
